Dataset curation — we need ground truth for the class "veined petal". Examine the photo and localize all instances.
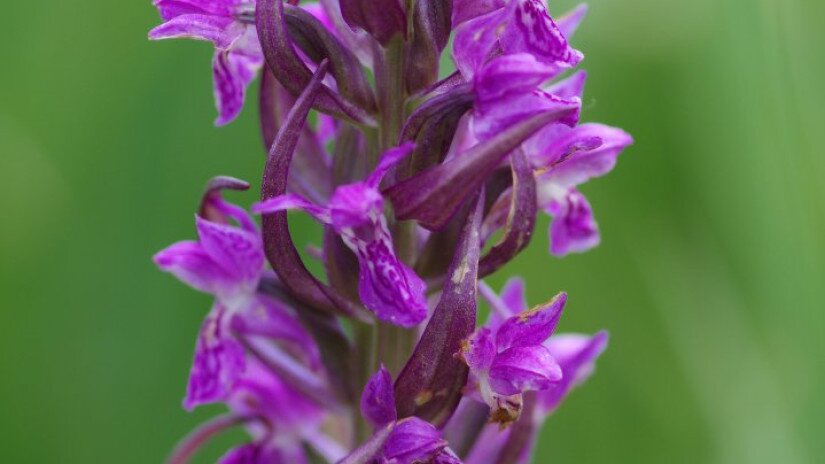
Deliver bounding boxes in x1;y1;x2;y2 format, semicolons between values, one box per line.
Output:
382;417;447;464
500;0;583;67
213;48;264;126
352;227;428;327
460;328;496;372
184;305;246;410
149;13;242;49
361;366;398;427
546;188;600;256
154;240;234;294
196;216;265;288
327;183;383;230
488;345;561;396
495;292;567;350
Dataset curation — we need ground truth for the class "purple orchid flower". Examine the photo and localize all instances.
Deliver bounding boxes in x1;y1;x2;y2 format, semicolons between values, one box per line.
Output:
453;0;583;78
149;0;263;125
459;280;566;426
154;178;318;409
216;360;348;464
520;71;634;256
253;143;429;328
345;366;460;464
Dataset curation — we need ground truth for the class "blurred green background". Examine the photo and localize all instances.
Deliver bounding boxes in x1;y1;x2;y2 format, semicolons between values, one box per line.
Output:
1;0;823;462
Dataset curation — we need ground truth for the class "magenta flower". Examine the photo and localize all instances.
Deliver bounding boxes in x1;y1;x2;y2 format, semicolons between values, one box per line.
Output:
453;0;583;78
149;0;263;125
459;282;565;425
253;143;428;328
343;366;459;464
149;1;629;461
154;178;318;409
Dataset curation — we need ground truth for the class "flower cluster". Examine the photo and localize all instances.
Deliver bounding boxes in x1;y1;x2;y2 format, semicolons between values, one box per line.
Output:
150;0;630;462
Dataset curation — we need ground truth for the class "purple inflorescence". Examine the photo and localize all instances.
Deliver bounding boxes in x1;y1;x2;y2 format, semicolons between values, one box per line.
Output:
150;1;630;462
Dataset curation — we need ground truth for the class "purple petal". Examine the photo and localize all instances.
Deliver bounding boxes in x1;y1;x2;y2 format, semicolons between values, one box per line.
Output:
495;292;567;350
538;123;633;191
184;305;246;410
540;331;608;413
545;69;588;100
218;443;268;464
500;0;583;68
361;366;398;427
353;228;428;327
154;240;233;295
365;142;416;188
382;417;447;464
500;277;528;315
488;345;562;396
149;13;241;49
195;216;264;287
153;0;238;20
230;294;322;369
472;89;580;142
213;47;264;126
452;9;507;77
474;54;558;103
556;3;589;39
460;327;496;372
546;189;600;256
253;193;332;224
327;183;383;230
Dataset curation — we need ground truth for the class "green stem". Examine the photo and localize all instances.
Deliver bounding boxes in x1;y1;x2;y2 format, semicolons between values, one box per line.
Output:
377;37;407;152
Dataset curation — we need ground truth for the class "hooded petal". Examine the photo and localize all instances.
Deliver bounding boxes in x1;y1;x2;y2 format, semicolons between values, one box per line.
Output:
546;188;600;256
153;0;240;20
460;327;496;372
540;331;608;413
154;240;234;294
452;9;507;78
184;305;246;410
474;53;558;103
196;215;264;289
382;417;447;464
495;292;567;350
149;13;242;49
361;365;398;427
213;47;264;126
488;345;561;396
